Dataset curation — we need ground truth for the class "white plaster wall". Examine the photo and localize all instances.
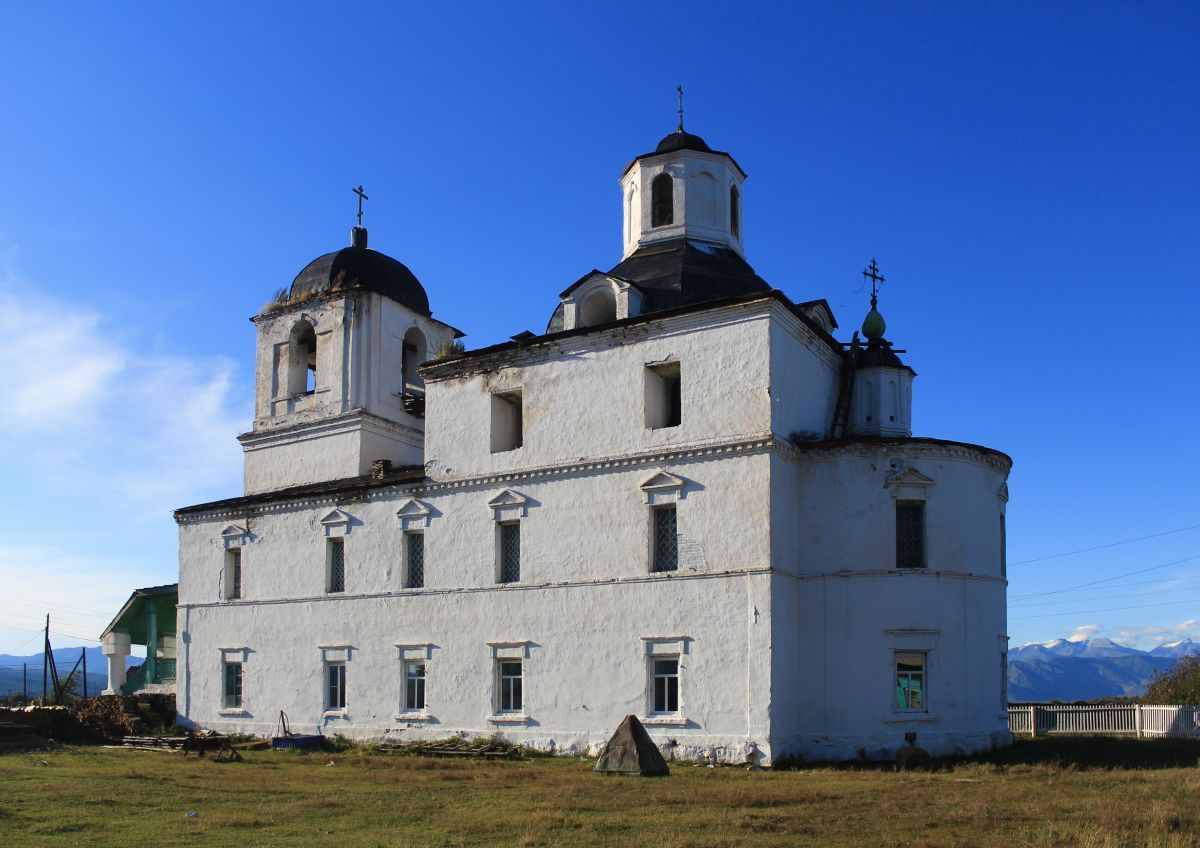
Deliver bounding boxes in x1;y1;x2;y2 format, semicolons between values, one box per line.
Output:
767;311;841;440
180;453;771;604
177;571;774;763
424;305;774;479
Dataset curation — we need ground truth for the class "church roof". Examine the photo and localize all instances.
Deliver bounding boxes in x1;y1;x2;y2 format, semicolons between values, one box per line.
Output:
607;239;771;311
288;237;431;316
622;130;746;177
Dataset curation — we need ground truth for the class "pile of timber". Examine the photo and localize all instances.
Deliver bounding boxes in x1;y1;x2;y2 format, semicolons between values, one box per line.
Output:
122;734;187;752
0;716;48;752
69;694;176;742
379;738;522;759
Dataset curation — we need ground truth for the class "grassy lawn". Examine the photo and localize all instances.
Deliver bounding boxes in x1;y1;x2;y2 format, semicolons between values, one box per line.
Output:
2;739;1199;847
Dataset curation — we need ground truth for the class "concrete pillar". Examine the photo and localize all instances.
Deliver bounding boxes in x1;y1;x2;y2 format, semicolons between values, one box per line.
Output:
101;631;131;694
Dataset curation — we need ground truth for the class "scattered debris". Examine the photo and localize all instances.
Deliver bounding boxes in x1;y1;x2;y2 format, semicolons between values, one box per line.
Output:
377;738;522;759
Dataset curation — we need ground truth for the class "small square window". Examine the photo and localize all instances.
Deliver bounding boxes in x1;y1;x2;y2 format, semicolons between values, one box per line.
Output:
490;390;523;452
498;522;521;584
225;548;242;600
498;660;522;712
405;532;424;589
896;501;925;569
327;538;345;593
651;657;679;714
326;662;346;710
223;661;242;708
895;652;926;711
651;505;678;573
404;660;426;711
645;362;681;429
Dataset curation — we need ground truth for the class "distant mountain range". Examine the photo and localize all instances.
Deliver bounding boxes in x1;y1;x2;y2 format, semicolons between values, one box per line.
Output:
1008;638;1199;702
0;647;140;699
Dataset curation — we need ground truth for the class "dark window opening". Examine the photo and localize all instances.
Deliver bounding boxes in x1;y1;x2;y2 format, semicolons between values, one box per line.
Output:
328;537;345;592
651;173;674;227
499;522;521;584
653;658;679;713
226;548;242;600
406;532;424;589
405;661;426;711
499;661;522;712
652;505;678;573
223;662;242;709
645;362;682;429
896;502;925;568
730;185;740;238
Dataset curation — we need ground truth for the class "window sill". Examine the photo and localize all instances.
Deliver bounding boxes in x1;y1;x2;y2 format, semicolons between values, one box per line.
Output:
486;713;530;725
883;714;939;725
217;708;249;717
642;715;689;727
323;709;349;719
393;712;432;722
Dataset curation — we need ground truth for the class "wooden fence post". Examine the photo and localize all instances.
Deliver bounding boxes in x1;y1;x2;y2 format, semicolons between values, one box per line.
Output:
1030;704;1037;738
1135;704;1143;738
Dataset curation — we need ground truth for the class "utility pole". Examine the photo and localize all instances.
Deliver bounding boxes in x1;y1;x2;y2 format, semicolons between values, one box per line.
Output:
23;663;27;700
43;614;48;703
82;647;88;698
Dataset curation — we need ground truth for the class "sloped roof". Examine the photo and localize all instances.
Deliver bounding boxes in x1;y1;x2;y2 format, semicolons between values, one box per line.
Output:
100;584;178;644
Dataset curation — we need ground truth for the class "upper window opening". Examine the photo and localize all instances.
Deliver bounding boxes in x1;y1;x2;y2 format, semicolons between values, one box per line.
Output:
287;320;317;396
327;537;346;593
645;362;682;429
651;504;678;573
490;390;523;453
896;501;926;569
651;173;674;228
224;548;242;600
578;288;617;327
498;521;521;584
401;327;428;417
730;185;740;239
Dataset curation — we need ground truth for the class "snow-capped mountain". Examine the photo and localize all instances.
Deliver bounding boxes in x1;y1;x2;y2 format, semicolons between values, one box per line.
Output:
1007;637;1199;702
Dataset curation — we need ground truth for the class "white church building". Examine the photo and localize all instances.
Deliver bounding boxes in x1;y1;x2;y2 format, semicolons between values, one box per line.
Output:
173;123;1012;763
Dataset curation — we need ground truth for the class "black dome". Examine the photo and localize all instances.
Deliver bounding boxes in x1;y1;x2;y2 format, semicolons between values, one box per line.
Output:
289;241;430;316
655;130;712;154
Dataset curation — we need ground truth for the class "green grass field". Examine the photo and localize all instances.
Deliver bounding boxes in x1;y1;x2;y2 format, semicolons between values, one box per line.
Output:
2;738;1199;847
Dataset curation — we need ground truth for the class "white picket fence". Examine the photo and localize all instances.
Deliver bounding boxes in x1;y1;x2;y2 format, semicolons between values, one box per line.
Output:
1008;704;1200;738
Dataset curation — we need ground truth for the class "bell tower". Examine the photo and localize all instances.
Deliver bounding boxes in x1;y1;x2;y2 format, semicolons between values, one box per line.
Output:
619;95;746;259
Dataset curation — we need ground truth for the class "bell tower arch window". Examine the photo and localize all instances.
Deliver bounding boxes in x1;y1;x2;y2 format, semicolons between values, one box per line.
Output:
578;288;617;327
651;173;674;228
287;320;317;396
730;185;740;239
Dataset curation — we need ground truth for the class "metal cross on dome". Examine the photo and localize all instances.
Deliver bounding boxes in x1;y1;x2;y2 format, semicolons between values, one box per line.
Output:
353;185;368;227
862;258;885;307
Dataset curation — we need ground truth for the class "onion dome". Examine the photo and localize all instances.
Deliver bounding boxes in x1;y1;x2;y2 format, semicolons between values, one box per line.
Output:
654;129;712;154
861;307;886;341
288;227;431;316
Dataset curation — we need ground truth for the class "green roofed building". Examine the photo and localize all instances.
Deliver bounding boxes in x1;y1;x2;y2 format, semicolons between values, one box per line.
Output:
99;584;178;695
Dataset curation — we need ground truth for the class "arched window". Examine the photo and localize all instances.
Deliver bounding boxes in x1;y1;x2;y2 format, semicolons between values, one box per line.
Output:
578;288;617;327
651;173;674;228
730;185;740;239
401;327;427;394
287;320;317;396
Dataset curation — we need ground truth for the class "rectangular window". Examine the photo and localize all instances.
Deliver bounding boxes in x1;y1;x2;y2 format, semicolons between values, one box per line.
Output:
223;661;242;708
225;548;242;600
327;537;345;593
652;657;679;714
490;390;523;452
644;362;682;429
498;522;521;584
651;505;678;573
404;661;426;711
326;662;346;710
895;652;926;711
405;532;424;589
498;660;522;712
895;502;925;568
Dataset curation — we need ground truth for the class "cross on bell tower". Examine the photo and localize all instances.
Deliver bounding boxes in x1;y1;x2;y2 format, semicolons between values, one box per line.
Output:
862;258;885;309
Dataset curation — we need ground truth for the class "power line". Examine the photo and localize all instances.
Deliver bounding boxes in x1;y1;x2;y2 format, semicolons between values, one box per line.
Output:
0;592;113;617
1010;597;1200;621
1010;523;1200;566
1009;553;1200;602
1009;586;1200;609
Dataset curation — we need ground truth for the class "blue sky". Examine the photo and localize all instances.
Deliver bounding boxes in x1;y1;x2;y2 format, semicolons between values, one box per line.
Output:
0;2;1197;654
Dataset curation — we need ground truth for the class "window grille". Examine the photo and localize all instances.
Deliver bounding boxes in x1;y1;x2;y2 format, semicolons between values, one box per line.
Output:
404;661;426;711
227;548;242;599
652;506;678;573
499;661;522;712
406;533;424;589
328;538;345;592
895;502;925;568
326;663;346;710
499;522;520;584
895;652;926;711
652;658;679;713
223;661;242;708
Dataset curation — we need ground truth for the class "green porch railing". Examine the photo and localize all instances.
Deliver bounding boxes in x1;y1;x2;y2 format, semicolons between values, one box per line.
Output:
119;658;177;695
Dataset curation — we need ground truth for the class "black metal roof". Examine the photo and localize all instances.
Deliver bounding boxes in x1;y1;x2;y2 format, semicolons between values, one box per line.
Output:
174;465;427;518
289;245;431;316
622;130;745;177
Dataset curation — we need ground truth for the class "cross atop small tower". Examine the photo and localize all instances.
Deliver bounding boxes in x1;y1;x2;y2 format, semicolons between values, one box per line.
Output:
353;185;369;227
862;258;885;308
676;84;684;132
